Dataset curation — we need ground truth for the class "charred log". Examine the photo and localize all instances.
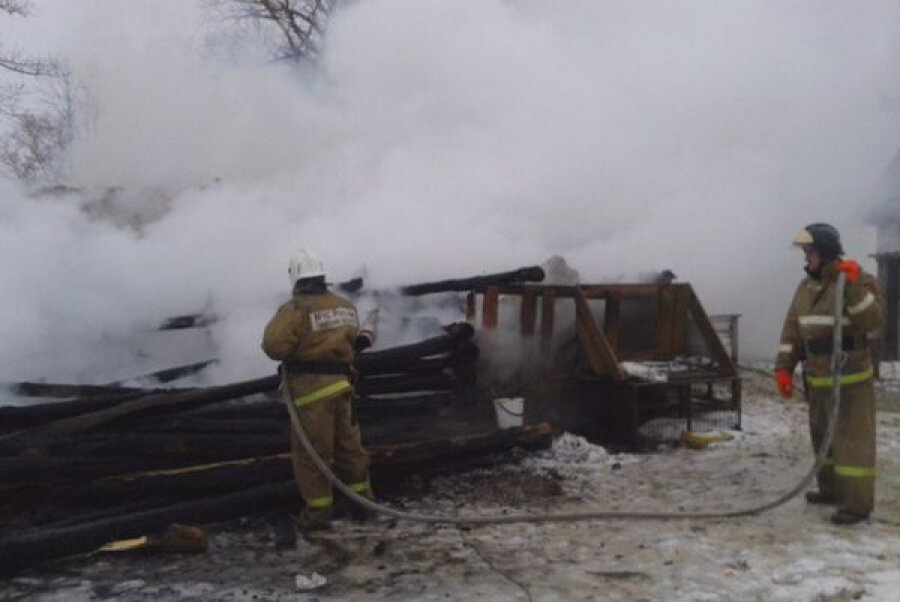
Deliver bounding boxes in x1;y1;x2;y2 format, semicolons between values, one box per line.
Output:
1;375;279;441
0;424;553;575
0;391;147;431
357;323;474;374
158;313;218;330
357;373;458;396
0;481;298;577
9;382;150;398
105;360;217;386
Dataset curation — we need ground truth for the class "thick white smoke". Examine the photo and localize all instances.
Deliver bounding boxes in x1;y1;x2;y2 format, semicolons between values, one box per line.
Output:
1;0;899;385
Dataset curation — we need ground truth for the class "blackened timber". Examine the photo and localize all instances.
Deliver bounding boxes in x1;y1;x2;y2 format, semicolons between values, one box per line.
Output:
10;455;294;512
9;382;150;398
337;276;364;294
0;391;147;431
0;456;212;487
1;375;279;441
358;343;477;376
487;283;678;299
158;313;218;330
0;481;299;577
0;433;288;470
354;392;456;416
369;423;553;469
3;332;477;432
105;360;217;386
0;424;553;574
400;266;545;296
356;323;474;374
127;416;286;435
357;373;458;396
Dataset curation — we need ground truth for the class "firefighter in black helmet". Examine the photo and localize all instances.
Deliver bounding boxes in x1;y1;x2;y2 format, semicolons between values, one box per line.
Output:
774;223;882;524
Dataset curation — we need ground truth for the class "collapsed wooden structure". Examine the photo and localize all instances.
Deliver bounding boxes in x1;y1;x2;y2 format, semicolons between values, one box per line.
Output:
464;281;741;445
0;265;740;574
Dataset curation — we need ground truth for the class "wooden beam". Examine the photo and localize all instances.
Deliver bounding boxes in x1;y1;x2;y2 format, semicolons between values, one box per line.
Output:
482;287;499;330
520;290;538;336
401;266;545;296
485;283;679;300
1;376;280;442
540;290;556;353
574;288;624;381
686;286;737;376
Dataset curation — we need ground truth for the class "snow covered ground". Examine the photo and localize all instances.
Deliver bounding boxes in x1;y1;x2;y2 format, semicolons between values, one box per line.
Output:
4;372;900;601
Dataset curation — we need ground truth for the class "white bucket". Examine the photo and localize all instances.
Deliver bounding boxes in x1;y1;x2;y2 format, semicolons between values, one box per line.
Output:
493;397;524;429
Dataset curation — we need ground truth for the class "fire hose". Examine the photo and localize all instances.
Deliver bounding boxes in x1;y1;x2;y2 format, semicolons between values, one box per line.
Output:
284;273;848;524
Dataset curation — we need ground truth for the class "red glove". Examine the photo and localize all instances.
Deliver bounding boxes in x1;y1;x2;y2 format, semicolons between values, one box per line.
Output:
774;369;793;399
837;259;860;283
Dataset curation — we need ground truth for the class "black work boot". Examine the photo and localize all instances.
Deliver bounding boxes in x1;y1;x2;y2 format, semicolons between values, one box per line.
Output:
805;491;837;505
268;512;298;550
349;491;377;523
830;509;869;525
294;507;332;531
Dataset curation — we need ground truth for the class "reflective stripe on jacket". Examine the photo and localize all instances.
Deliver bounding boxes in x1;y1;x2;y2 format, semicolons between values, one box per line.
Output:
262;290;360;399
775;260;882;380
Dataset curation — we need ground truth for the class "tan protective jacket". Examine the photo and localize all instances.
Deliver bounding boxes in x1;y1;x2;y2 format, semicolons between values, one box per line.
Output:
261;291;360;402
776;260;881;384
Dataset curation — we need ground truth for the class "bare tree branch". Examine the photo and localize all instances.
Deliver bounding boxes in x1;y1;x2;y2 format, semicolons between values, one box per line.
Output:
215;0;334;63
0;73;78;184
1;0;58;76
0;53;59;77
0;0;31;17
1;2;76;184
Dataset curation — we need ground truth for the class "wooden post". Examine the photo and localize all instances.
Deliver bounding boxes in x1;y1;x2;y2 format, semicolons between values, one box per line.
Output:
655;286;675;360
671;286;690;357
482;287;499;330
520;290;538;336
465;292;477;323
603;294;620;352
540;290;556;353
678;384;693;433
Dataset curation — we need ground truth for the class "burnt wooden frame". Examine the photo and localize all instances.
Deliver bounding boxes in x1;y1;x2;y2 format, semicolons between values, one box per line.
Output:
472;283;737;377
469;282;741;446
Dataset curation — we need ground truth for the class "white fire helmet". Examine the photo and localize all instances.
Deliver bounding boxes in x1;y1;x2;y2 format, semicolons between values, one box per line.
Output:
288;249;326;286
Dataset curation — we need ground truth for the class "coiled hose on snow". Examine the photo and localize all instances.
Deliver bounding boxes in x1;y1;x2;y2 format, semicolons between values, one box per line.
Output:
284;274;848;525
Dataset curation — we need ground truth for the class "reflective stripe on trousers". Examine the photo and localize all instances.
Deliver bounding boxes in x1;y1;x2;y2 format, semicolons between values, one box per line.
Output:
834;465;876;478
306;495;333;508
805;366;873;388
294;379;353;408
348;480;371;493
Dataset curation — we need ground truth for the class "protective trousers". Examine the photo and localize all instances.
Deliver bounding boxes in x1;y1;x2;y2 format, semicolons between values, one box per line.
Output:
289;387;371;526
807;379;876;516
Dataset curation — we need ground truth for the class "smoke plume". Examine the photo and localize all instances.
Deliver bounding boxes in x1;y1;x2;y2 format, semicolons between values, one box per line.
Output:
2;0;899;385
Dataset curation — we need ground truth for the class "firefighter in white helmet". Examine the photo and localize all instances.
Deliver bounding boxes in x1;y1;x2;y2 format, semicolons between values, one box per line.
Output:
262;249;375;529
774;224;881;525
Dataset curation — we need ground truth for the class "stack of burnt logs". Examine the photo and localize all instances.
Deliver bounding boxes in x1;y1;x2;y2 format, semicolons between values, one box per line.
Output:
0;321;552;575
